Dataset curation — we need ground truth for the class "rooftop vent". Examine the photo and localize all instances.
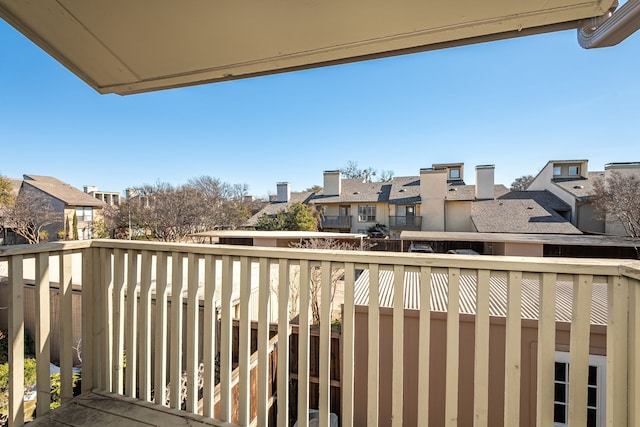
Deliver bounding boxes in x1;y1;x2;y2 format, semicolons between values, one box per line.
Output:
573;185;584;189
399;189;406;192
449;188;457;191
353;191;360;194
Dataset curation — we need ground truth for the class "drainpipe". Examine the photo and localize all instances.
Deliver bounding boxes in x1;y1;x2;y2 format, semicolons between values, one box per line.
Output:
578;0;640;48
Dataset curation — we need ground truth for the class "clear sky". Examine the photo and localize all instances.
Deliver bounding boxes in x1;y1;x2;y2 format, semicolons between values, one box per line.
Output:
1;19;639;199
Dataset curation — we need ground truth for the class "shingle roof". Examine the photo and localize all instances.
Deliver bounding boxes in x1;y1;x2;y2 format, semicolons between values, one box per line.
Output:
445;184;509;201
553;171;603;199
353;269;607;325
388;176;421;204
499;190;571;212
245;191;315;226
471;199;581;234
313;179;391;203
22;175;105;207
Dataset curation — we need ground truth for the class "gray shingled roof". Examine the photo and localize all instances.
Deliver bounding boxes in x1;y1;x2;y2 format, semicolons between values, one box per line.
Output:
245;191;315;226
444;184;509;201
499;190;571;212
22;175;105;207
553;171;603;199
471;199;581;234
388;176;421;204
353;269;607;325
313;179;391;203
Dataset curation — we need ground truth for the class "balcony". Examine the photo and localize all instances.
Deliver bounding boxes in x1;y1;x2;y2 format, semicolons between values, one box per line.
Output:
321;215;352;230
389;215;422;231
1;240;639;426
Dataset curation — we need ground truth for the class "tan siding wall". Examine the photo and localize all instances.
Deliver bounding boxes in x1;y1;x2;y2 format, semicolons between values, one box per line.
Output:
577;202;605;234
446;201;473;232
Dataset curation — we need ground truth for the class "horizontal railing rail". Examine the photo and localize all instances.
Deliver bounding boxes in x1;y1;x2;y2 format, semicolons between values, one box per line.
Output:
321;215;352;229
1;239;639;427
389;215;422;230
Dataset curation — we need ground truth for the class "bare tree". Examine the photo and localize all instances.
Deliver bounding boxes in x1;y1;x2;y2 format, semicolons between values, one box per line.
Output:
289;238;366;324
7;190;58;244
592;171;640;238
510;174;535;191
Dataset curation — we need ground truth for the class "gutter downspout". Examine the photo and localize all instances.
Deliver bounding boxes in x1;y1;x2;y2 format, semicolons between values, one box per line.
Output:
579;0;640;48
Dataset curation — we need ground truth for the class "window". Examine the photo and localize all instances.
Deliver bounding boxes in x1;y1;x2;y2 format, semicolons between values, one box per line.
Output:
75;207;93;222
553;166;562;176
449;168;460;179
568;166;580;176
358;205;376;222
554;352;606;427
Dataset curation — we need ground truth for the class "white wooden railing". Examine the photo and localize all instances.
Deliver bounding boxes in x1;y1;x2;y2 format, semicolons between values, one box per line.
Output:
1;240;639;427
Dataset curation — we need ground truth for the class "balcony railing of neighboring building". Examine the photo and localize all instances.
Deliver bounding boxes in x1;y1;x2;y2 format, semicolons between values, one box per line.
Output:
389;215;422;230
321;215;352;229
1;240;639;426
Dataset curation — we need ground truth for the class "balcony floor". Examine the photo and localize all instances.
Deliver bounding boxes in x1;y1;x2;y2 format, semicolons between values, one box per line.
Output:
28;392;222;427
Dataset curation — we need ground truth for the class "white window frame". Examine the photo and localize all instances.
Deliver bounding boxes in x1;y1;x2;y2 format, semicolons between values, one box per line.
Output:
75;206;93;222
568;165;580;176
357;205;376;222
553;351;606;427
553;166;562;176
449;168;460;179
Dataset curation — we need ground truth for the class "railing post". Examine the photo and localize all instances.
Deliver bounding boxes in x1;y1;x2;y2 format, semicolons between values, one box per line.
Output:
8;255;24;427
628;274;640;427
35;253;51;417
607;275;628;426
81;246;95;393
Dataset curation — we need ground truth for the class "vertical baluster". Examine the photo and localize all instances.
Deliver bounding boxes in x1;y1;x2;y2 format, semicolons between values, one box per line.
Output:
257;257;270;424
607;275;628;426
8;255;24;427
277;259;290;427
186;253;199;413
504;271;522;425
101;248;113;392
170;252;184;409
35;253;51;416
367;264;380;427
81;247;95;393
238;257;251;425
202;254;217;417
59;251;74;403
445;268;460;427
568;274;592;426
219;255;233;421
341;262;355;427
297;260;311;427
473;269;490;427
319;261;332;427
536;272;556;427
125;249;138;398
417;266;432;426
154;252;169;406
628;276;640;427
139;250;153;402
391;265;404;427
113;249;126;394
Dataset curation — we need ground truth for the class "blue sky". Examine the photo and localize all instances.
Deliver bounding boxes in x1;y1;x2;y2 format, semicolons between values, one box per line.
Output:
1;19;639;199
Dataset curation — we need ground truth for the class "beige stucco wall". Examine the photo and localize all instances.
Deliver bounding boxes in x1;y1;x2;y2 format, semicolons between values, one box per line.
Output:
577;202;605;234
445;201;474;232
353;308;606;427
420;169;447;231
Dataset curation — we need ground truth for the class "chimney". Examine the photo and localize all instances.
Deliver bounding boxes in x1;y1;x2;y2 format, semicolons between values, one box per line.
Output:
276;182;290;202
419;168;448;231
323;170;342;196
475;165;495;200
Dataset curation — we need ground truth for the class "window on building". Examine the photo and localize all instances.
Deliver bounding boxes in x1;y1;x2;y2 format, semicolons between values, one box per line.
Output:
554;352;606;427
75;207;93;222
358;205;376;222
553;166;562;176
568;166;580;176
449;168;461;179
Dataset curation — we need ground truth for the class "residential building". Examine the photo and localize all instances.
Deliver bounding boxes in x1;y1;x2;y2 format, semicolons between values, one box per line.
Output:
83;185;121;206
527;160;640;236
20;174;106;240
248;164;582;238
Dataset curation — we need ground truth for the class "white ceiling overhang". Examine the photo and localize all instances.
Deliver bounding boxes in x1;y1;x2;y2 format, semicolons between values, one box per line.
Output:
0;0;622;95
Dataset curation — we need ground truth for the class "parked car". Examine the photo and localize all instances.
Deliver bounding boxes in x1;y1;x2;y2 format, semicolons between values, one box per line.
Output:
447;249;480;255
408;243;434;253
